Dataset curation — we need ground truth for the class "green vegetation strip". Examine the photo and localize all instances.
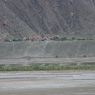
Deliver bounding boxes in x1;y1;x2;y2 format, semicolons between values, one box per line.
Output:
0;63;95;71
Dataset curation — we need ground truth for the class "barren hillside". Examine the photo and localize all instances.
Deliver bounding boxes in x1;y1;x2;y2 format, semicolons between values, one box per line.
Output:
0;0;95;40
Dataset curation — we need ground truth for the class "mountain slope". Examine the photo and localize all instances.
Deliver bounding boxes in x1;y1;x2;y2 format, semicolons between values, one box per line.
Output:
0;0;95;40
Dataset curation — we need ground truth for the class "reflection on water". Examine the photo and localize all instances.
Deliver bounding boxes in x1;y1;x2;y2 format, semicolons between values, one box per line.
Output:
0;87;95;95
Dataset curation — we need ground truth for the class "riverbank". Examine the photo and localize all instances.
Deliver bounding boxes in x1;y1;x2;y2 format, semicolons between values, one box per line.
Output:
0;63;95;71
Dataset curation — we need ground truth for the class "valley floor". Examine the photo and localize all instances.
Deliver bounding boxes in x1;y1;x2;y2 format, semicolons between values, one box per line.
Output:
0;71;95;95
1;57;95;64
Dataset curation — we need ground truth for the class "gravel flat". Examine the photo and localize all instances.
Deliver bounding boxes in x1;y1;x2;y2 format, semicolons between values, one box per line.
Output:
0;71;95;95
1;57;95;64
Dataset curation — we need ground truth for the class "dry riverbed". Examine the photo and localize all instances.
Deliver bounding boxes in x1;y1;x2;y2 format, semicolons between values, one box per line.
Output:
0;71;95;95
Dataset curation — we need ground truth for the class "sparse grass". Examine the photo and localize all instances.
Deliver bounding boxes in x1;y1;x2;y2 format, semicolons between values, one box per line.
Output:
0;63;95;71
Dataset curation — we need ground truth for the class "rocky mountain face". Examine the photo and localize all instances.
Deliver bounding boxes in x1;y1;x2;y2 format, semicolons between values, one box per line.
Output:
0;0;95;41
